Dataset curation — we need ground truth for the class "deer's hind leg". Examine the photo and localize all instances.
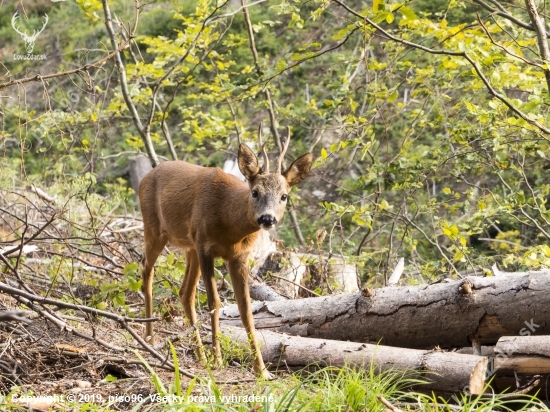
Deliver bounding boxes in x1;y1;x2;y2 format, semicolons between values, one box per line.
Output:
179;249;207;365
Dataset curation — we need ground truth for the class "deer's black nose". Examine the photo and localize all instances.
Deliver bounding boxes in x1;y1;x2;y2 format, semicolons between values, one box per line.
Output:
257;214;277;228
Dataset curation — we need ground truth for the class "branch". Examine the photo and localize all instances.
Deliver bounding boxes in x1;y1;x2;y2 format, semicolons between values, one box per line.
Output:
144;1;229;162
241;0;306;245
477;14;544;70
331;0;550;138
206;0;268;24
471;0;548;36
0;281;157;324
524;0;550;93
0;310;32;323
101;0;160;167
0;213;56;257
377;396;404;412
0;38;131;91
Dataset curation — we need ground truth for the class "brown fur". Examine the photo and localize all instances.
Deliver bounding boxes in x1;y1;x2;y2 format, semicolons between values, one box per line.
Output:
139;144;312;378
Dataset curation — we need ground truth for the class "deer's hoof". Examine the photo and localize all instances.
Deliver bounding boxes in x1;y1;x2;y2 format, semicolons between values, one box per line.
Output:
145;334;156;345
259;369;274;380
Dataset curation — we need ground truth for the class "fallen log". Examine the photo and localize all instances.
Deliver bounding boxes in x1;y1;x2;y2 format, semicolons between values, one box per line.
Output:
493;335;550;374
221;271;550;349
224;327;488;394
249;282;287;302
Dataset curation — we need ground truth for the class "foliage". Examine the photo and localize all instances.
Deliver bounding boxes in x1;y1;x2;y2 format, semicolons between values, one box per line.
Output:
3;0;550;318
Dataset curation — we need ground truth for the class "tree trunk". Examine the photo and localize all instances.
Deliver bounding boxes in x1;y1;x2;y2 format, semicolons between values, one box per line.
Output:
222;271;550;349
129;154;152;194
223;326;488;394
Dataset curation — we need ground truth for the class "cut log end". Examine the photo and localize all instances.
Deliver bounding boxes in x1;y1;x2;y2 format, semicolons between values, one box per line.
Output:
469;356;489;395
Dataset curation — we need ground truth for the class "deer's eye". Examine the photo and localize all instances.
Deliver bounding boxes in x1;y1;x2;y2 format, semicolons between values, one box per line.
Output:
252;190;259;199
281;194;288;202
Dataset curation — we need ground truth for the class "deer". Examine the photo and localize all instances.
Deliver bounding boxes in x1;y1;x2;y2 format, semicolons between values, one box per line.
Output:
11;11;49;55
138;127;312;378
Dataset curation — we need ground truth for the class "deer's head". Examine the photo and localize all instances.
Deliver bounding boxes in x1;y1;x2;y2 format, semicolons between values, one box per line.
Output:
238;127;312;230
11;11;48;54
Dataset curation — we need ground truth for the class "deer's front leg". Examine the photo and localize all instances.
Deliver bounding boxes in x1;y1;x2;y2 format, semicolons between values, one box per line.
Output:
228;257;270;379
179;249;207;365
198;252;222;368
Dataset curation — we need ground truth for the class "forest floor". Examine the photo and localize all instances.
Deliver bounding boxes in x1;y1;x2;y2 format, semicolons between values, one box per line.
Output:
0;188;277;411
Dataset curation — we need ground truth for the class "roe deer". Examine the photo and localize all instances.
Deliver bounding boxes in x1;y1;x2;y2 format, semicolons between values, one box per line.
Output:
139;128;312;378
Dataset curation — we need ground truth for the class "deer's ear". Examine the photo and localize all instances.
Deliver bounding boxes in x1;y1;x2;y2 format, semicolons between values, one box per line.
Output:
238;143;261;181
284;153;313;187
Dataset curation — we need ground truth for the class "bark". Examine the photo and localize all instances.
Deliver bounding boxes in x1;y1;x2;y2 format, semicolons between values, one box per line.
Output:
524;0;550;93
222;271;550;349
129;154;153;194
493;335;550;374
223;326;488;394
249;282;286;302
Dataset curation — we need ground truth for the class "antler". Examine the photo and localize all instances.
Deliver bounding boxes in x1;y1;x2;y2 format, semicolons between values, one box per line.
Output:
277;126;291;173
11;11;27;38
11;12;48;39
258;122;270;173
33;14;49;38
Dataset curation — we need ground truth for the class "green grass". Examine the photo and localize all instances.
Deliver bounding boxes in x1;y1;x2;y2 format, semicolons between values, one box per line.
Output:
3;350;550;412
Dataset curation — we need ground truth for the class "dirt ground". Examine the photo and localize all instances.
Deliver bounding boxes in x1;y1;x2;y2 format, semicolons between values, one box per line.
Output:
0;292;263;411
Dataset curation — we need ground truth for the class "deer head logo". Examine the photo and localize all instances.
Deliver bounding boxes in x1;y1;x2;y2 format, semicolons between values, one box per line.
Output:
11;11;49;55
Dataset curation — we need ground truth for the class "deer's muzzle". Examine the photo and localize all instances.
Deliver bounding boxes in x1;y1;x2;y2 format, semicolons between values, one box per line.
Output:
257;214;277;229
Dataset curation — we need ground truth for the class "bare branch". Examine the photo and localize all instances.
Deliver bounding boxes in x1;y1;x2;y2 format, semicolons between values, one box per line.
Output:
471;0;547;36
241;0;306;245
524;0;550;93
101;0;160;167
0;37;131;91
0;310;32;323
331;0;550;139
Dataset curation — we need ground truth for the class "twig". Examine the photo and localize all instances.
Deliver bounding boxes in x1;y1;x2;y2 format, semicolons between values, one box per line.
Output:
101;0;160;166
0;213;56;257
241;0;306;245
377;395;404;412
0;281;157;324
267;273;321;297
0;37;131;91
477;14;544;70
11;294;125;351
0;310;33;323
472;0;547;36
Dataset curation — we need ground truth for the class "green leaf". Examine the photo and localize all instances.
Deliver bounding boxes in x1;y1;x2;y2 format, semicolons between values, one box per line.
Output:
105;374;118;382
123;262;139;276
398;6;418;20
